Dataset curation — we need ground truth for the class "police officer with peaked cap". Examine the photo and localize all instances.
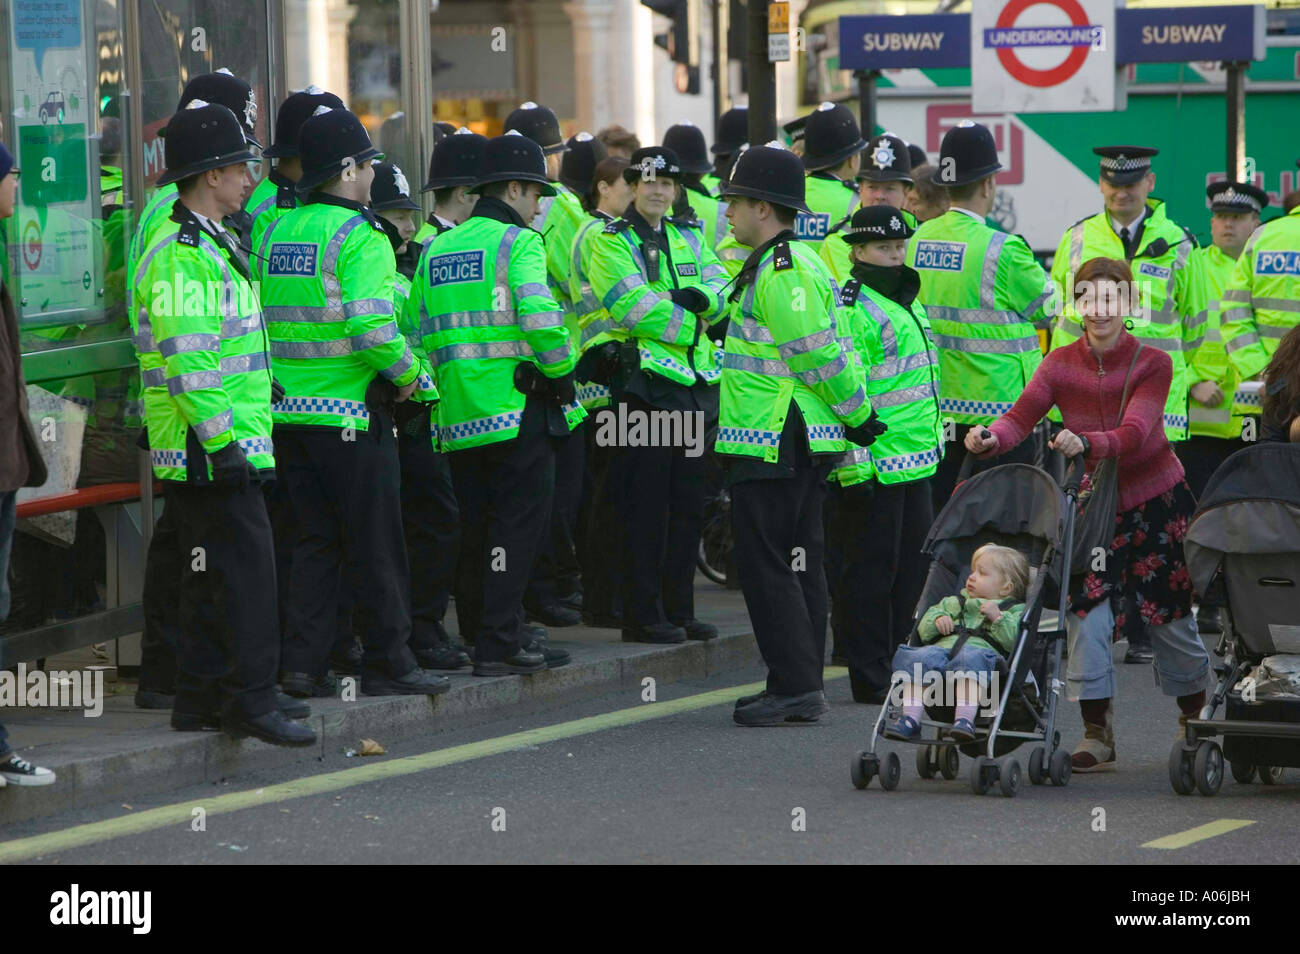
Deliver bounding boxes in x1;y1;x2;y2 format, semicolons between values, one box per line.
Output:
135;102;314;745
820;132;917;284
909;120;1057;514
717;143;882;725
797;102;865;253
255;106;448;698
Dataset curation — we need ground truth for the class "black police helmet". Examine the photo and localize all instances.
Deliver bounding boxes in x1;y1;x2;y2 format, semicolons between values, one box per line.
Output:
295;107;384;194
801;102;866;172
858;134;913;184
842;204;915;245
370;161;421;212
720;143;810;214
168;69;261;148
907;143;927;168
503;101;567;155
156;103;259;187
712;107;748;156
930;120;1002;187
622;146;684;184
470;132;557;196
559;132;609;197
264;86;345;159
663;123;711;174
423;128;489;192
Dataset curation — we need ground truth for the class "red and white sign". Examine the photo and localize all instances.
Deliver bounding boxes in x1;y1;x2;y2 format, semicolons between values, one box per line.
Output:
972;0;1123;114
926;104;1025;186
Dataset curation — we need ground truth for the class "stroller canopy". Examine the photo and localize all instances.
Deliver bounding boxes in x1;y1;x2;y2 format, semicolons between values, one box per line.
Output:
924;463;1066;554
1185;442;1300;595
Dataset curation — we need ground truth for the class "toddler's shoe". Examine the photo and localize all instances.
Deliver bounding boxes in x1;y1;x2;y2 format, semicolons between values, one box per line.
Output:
947;718;976;742
883;715;920;741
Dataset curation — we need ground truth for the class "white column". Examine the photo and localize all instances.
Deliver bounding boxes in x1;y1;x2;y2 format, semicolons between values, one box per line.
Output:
283;0;354;98
563;0;615;134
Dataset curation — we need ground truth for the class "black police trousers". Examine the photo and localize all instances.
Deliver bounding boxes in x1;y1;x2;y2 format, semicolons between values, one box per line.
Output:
274;412;418;680
578;416;623;620
139;497;181;694
449;396;556;662
398;406;460;649
613;394;706;628
828;478;933;696
525;419;585;611
931;422;1039;513
167;481;279;720
731;462;830;697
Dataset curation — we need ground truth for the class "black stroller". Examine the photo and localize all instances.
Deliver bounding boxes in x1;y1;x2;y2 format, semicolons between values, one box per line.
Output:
1176;442;1300;795
851;459;1084;797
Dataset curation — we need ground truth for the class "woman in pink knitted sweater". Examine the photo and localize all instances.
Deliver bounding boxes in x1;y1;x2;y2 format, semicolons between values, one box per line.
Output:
965;258;1210;773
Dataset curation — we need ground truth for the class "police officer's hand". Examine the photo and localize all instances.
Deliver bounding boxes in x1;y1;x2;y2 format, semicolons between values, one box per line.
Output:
576;343;619;387
395;380;418;403
706;317;729;346
270;377;286;403
669;287;710;314
548;371;576;406
965;427;1000;457
844;410;888;448
1190;380;1225;408
210;442;251;491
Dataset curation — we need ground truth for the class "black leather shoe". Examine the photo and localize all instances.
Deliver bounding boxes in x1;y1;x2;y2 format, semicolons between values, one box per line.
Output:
1123;642;1154;664
223;710;318;747
329;643;363;676
525;602;582;627
1197;605;1223;635
675;618;718;641
558;590;584;612
281;671;338;698
135;688;175;709
361;668;452;696
277;690;311;719
522;621;548;642
733;690;829;726
523;635;571;668
473;650;547;676
414;644;473;671
622;621;687;644
734;689;766;709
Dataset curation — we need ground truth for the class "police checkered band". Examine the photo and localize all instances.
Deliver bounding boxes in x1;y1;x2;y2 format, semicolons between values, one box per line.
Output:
874;447;941;474
1164;412;1189;431
718;426;780;447
441;410;524;443
151;449;186;469
806;424;846;442
272;396;369;418
1099;154;1149;172
238;436;273;457
939;397;1016;417
1212;187;1261;212
848;225;888;238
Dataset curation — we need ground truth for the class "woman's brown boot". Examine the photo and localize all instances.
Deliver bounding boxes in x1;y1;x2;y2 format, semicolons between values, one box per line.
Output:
1072;698;1116;772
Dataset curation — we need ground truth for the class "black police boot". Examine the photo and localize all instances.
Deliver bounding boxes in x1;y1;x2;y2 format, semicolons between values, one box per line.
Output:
1197;604;1223;635
173;692;311;731
522;631;571;668
223;709;318;747
734;689;767;709
280;671;338;698
558;590;583;612
622;621;687;644
733;690;830;727
414;643;473;671
673;618;718;641
473;649;547;677
525;601;582;627
276;690;311;720
361;667;452;696
329;643;364;676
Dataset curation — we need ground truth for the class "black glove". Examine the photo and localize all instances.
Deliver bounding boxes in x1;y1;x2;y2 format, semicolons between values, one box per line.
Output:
706;316;730;346
844;410;888;448
669;287;710;314
270;377;286;403
365;375;399;417
547;371;576;406
209;441;251;490
575;342;620;387
393;399;429;439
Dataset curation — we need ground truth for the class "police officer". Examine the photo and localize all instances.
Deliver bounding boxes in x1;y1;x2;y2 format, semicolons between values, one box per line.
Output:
585;146;729;645
664;122;728;253
703;107;748;197
821;133;916;284
1222;159;1300;382
254;107;447;697
797;102;865;254
1050;146;1200;444
830;206;943;703
245;85;344;256
782;115;808;157
909;121;1057;510
717;143;883;726
412;128;489;253
505;103;589;628
133;102;312;745
407;132;580;675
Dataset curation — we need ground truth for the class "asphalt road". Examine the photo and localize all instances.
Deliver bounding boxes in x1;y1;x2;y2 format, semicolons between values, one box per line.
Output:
2;647;1296;865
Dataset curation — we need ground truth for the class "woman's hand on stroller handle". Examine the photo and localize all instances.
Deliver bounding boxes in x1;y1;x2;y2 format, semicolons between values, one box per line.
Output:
964;427;999;457
1049;428;1088;459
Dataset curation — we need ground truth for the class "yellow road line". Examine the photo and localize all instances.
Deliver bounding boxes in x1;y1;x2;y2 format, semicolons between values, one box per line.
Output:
0;671;846;864
1142;819;1256;850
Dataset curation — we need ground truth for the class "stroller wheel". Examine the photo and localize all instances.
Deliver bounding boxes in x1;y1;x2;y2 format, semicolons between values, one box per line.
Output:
940;745;961;780
1258;764;1283;786
1049;746;1072;787
1193;741;1224;796
999;758;1022;797
1028;746;1047;785
1229;760;1256;785
916;746;937;780
970;756;996;795
851;751;876;790
1168;741;1195;795
879;752;902;791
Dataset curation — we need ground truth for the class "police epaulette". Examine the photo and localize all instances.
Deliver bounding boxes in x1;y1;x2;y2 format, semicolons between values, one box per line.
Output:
177;216;201;248
841;178;856;191
772;241;793;271
668;214;703;229
603;218;632;235
840;278;862;306
359;207;385;232
827;214;852;236
1182;226;1199;249
1066;214;1093;231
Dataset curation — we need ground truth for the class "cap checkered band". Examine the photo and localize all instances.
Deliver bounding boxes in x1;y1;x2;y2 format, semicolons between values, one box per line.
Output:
1099;154;1150;172
848;225;888;237
1213;187;1261;212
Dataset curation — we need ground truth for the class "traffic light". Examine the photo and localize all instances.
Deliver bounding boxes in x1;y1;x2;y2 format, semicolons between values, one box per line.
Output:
642;0;701;94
